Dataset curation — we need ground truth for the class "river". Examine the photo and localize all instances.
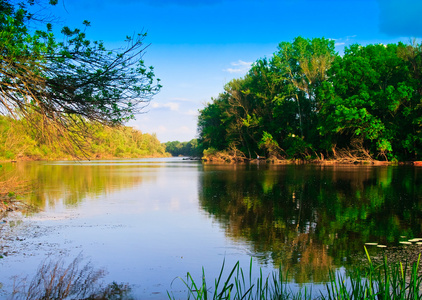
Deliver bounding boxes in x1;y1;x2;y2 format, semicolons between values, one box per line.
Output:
1;158;422;299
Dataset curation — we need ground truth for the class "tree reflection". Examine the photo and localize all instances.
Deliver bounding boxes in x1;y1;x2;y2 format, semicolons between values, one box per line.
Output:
1;162;157;210
198;164;422;283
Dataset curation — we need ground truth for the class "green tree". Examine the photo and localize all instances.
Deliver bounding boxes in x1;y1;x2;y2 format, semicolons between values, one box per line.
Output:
165;139;199;157
258;131;284;158
397;41;422;159
318;43;420;160
198;37;336;159
198;37;421;161
0;0;161;152
246;58;291;154
271;37;335;147
198;96;231;152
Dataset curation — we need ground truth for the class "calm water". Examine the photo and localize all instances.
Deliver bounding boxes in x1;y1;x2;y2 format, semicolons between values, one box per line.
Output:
1;158;422;298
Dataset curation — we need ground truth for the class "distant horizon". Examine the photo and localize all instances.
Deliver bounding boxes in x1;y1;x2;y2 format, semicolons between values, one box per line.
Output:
50;0;421;143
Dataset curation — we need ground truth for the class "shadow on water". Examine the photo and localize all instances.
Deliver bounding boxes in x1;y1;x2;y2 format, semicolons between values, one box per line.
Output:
198;164;422;283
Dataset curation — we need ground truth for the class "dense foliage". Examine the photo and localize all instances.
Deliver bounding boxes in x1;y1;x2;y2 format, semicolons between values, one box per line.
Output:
198;37;422;161
164;139;199;157
0;115;168;160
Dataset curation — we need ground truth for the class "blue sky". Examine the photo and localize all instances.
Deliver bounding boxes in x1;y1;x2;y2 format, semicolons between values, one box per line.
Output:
50;0;422;142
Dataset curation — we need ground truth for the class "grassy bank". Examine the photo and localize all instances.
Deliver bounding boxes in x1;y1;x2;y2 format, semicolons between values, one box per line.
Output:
0;115;170;161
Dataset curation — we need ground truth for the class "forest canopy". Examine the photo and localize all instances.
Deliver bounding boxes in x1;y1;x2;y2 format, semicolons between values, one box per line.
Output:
197;37;422;162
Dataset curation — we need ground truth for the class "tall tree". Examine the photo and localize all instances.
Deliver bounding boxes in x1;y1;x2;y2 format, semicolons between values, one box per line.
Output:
397;41;422;159
198;37;421;161
272;37;335;141
197;96;230;152
318;43;419;160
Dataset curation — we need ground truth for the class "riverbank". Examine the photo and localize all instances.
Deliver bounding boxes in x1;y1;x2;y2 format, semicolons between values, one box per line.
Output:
0;115;170;162
0;153;171;163
201;152;422;166
0;148;171;163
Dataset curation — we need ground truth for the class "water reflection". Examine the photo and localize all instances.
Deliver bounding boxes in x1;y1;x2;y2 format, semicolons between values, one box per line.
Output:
198;164;422;283
1;158;208;299
2;158;199;212
2;160;422;291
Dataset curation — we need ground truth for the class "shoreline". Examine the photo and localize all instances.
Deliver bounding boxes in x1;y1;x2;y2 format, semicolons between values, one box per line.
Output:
0;154;172;164
201;155;422;166
2;153;422;166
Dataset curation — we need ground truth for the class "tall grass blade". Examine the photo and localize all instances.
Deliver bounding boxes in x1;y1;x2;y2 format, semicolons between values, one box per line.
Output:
170;252;422;300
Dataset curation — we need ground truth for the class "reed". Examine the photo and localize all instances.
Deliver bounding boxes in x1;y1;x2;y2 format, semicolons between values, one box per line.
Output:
6;249;422;299
10;254;132;300
321;248;422;300
169;249;422;300
167;259;311;300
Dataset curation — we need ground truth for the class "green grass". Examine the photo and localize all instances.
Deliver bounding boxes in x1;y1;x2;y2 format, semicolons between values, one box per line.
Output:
322;248;422;300
168;249;422;300
167;258;311;300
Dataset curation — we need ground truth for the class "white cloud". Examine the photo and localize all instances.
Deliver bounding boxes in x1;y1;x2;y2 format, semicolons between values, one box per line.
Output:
224;60;253;74
231;60;252;67
330;35;358;52
151;102;180;111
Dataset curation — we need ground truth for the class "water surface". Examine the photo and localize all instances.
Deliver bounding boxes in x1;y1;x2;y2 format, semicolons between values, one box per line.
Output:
1;158;421;298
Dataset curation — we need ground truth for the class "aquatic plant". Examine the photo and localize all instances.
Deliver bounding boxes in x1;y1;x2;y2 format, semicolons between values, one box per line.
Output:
169;250;422;300
322;247;422;300
6;249;422;299
167;259;310;300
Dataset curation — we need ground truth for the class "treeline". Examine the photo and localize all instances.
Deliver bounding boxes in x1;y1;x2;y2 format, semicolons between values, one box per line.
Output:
164;139;200;157
0;116;169;161
198;37;422;162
